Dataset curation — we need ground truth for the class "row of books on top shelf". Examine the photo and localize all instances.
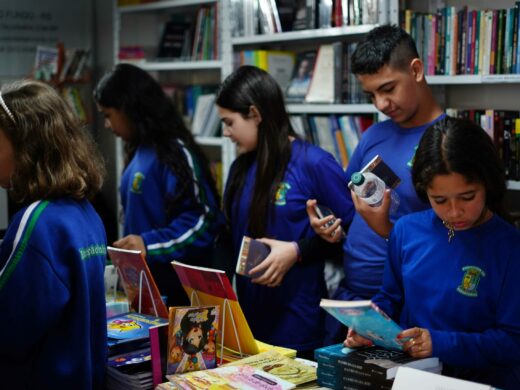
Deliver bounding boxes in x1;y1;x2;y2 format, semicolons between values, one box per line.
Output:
237;43;369;105
290;113;374;169
230;0;379;37
446;108;520;181
402;3;520;76
120;4;218;64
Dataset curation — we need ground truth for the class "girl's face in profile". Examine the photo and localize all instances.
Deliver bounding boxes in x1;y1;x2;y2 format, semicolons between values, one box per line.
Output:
426;172;491;231
217;105;259;154
97;105;134;141
0;128;14;189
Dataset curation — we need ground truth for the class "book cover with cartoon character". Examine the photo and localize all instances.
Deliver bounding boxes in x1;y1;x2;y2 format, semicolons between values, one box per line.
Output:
166;305;220;375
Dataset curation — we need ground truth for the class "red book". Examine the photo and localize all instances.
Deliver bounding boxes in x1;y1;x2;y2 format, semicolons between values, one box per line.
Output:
107;246;169;319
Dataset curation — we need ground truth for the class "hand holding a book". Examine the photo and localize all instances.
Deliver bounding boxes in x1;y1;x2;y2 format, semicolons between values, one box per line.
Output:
306;199;344;243
344;328;374;348
113;234;147;254
399;327;433;359
350;190;394;240
249;238;299;287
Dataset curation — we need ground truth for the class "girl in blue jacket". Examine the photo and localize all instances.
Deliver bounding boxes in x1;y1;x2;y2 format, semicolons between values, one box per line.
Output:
0;80;107;389
346;117;520;389
95;64;224;306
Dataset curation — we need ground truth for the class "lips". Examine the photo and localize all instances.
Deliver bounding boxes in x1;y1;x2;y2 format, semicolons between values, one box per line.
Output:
452;222;467;229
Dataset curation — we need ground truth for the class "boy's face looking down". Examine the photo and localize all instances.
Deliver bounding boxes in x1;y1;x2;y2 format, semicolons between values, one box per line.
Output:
357;58;425;128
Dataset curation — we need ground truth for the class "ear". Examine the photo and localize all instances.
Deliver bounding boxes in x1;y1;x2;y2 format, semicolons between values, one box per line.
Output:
248;105;262;125
410;58;424;82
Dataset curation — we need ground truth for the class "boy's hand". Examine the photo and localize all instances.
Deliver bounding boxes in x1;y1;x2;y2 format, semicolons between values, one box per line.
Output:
344;328;373;348
399;327;432;358
113;234;146;254
249;238;299;287
351;189;393;239
306;199;344;243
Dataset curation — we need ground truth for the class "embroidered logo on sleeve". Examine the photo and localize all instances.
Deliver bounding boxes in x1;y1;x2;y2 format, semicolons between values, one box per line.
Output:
131;172;145;194
457;265;486;297
274;182;291;206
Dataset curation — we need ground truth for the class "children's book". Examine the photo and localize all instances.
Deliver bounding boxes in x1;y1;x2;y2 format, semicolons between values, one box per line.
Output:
166;305;220;375
285;50;317;102
235;235;271;278
225;349;317;386
319;298;406;350
107;246;169;318
171;261;260;357
108;347;151;368
164;364;296;389
107;312;169;341
347;154;401;190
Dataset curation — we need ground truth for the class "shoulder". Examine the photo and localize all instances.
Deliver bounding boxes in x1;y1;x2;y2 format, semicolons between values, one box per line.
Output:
393;209;435;235
291;139;336;165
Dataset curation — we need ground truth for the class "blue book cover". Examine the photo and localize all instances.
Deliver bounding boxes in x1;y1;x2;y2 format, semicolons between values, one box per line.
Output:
320;299;406;350
107;312;169;341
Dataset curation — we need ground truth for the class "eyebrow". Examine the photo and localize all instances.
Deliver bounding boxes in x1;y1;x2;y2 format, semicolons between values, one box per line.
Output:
363;81;395;94
430;190;477;197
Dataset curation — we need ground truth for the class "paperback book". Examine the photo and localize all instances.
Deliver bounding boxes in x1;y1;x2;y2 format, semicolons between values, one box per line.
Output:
235;236;271;278
166;305;220;375
319;298;406;350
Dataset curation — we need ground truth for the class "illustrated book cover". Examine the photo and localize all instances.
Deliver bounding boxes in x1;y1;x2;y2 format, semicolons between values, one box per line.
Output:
166;305;220;375
107;312;169;341
236;235;271;278
225;349;316;386
319;298;406;350
171;260;260;357
347;154;401;190
163;364;296;389
285;50;317;102
107;246;169;318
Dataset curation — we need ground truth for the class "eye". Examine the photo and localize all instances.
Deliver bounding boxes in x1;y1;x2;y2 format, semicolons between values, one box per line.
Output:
461;194;476;201
432;198;446;205
382;86;394;93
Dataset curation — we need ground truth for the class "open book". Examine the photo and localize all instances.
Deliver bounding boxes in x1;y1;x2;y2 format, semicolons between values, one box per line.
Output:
107;246;168;318
347;154;401;190
320;298;406;350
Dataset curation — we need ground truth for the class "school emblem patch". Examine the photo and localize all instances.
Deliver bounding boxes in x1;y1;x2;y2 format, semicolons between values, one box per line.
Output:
131;172;145;194
457;265;486;297
274;182;291;206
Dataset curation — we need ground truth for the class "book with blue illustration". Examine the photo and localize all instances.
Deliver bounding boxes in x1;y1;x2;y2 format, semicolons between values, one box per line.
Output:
107;312;169;341
319;299;406;350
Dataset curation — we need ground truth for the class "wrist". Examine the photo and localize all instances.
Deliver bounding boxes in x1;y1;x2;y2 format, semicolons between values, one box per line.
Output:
291;241;301;262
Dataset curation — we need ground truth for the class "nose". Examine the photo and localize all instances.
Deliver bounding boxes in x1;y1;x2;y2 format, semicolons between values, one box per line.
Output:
374;95;390;112
104;118;111;129
222;126;231;137
446;200;463;219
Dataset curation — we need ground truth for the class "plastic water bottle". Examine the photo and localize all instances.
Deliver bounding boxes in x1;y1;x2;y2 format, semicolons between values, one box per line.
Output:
351;171;400;214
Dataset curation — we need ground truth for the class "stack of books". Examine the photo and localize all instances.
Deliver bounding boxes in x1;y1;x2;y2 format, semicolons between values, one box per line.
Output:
314;344;442;389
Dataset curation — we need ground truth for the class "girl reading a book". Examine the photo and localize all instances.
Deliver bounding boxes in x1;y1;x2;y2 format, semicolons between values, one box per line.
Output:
0;80;107;388
215;65;353;358
345;117;520;389
94;63;224;306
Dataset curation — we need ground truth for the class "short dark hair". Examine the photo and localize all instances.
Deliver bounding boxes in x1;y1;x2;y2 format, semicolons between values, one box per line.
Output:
351;24;420;75
412;116;506;217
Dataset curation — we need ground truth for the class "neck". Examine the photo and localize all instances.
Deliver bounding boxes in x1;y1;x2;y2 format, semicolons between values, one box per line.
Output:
400;86;443;128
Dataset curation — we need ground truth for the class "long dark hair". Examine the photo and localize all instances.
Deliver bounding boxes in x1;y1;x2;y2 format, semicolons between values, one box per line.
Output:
216;66;298;237
94;63;219;218
412;116;508;218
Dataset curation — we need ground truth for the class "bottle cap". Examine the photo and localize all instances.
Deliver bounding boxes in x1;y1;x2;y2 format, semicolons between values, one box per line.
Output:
351;172;365;185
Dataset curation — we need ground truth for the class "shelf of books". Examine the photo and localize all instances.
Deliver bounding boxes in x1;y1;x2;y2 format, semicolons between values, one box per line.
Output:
231;25;378;46
427;74;520;84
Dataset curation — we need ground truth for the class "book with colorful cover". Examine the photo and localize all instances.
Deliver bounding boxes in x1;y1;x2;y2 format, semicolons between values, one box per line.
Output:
166;305;220;375
225;349;316;386
171;261;260;357
319;299;407;350
107;312;169;341
150;322;169;387
108;347;151;368
107;246;169;318
163;364;296;389
347;154;401;190
236;236;271;278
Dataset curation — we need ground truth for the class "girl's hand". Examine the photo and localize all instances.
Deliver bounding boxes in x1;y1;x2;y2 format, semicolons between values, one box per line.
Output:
351;190;393;239
113;234;146;254
399;327;432;358
344;328;374;348
249;238;299;287
306;199;344;243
